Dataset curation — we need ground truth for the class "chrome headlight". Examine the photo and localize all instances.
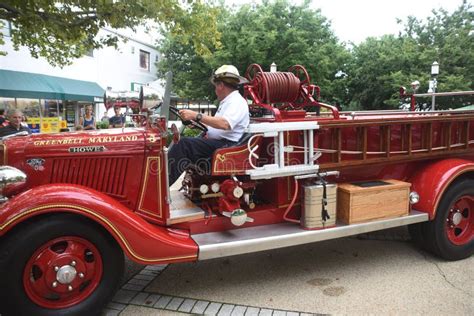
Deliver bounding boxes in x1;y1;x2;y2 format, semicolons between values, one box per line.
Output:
0;166;27;201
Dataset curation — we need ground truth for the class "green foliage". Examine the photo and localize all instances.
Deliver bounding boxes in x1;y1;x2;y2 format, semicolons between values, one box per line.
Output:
182;127;202;137
347;1;473;110
158;0;350;103
0;0;220;67
159;0;472;111
96;121;109;129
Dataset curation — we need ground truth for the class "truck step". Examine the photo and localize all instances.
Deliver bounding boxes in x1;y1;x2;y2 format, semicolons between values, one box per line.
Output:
192;210;428;260
168;190;205;224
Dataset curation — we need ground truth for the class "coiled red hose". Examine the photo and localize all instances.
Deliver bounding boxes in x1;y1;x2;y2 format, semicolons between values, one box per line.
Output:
254;72;301;104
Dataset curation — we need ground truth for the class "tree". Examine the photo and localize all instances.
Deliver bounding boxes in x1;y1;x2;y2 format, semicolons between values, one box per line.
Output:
0;0;220;67
158;0;350;102
347;1;473;110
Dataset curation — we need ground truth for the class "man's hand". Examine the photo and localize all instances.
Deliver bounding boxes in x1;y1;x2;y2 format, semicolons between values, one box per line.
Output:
179;109;198;121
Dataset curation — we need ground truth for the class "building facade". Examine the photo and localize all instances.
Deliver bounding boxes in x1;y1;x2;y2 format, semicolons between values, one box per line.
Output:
0;23;161;132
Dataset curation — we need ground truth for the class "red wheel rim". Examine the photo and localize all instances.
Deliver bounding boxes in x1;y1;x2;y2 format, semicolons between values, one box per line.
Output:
446;195;474;246
23;236;103;309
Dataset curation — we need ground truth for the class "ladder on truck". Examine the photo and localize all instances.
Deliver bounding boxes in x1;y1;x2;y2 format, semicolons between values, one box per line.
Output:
316;110;474;170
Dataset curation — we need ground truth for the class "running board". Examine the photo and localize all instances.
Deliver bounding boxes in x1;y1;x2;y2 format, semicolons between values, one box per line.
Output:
193;210;429;260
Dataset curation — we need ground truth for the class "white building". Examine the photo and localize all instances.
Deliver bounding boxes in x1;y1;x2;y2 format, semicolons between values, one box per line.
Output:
0;22;162;132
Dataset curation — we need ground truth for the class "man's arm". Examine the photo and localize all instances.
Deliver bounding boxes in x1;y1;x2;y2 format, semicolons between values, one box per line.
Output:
179;110;230;130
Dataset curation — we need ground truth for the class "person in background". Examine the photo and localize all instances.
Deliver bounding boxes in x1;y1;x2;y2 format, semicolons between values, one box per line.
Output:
0;109;31;137
0;109;5;125
21;115;28;128
79;104;96;130
109;106;125;128
101;112;109;123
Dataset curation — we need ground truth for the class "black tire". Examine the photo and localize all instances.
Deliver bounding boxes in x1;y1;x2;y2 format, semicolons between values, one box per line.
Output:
0;214;124;316
424;179;474;261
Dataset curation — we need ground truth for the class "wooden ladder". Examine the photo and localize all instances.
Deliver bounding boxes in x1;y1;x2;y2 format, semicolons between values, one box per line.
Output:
317;112;474;170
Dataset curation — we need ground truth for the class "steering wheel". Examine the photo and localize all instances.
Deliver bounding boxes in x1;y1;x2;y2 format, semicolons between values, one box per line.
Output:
169;106;208;132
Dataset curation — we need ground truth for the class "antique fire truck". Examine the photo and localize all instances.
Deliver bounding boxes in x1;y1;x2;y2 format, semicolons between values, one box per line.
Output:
0;64;472;315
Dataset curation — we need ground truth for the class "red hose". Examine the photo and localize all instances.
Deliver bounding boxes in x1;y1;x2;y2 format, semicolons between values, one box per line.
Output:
254;72;301;104
283;178;300;223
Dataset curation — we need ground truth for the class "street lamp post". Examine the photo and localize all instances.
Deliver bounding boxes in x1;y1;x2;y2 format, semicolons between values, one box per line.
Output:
430;61;439;110
270;62;277;73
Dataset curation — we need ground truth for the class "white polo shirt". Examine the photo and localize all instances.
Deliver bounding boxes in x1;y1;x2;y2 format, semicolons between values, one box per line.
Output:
206;90;249;142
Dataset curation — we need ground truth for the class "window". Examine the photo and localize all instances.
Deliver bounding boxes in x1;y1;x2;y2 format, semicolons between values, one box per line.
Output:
139;50;150;71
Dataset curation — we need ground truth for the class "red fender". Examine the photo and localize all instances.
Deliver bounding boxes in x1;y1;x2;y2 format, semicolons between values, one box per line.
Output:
409;158;474;220
0;184;198;265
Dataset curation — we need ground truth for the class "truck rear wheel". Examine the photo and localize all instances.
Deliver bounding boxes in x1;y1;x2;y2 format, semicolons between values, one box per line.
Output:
425;179;474;260
0;214;124;316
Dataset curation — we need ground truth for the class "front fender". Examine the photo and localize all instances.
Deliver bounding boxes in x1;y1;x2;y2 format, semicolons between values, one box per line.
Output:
409;158;474;220
0;184;198;264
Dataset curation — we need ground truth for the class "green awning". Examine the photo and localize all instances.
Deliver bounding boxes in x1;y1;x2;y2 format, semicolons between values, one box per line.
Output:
0;69;104;102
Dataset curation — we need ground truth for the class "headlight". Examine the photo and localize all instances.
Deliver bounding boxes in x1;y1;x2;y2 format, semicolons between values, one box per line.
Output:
0;166;27;200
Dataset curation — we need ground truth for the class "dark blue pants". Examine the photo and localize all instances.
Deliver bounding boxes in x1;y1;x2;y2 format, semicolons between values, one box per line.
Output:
168;137;234;185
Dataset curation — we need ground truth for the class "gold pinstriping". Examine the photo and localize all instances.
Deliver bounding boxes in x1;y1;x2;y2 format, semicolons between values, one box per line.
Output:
0;204;196;263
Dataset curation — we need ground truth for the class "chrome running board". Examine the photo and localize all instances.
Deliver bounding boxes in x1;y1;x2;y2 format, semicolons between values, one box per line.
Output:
192;210;428;260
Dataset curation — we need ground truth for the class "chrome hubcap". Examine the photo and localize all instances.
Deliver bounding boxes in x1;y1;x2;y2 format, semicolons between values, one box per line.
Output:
452;212;463;226
56;265;77;284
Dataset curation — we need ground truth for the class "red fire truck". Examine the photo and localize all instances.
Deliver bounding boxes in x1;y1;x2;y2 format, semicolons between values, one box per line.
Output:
0;64;472;315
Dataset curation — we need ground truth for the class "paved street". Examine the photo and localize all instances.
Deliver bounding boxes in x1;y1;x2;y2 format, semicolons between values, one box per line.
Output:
103;228;474;315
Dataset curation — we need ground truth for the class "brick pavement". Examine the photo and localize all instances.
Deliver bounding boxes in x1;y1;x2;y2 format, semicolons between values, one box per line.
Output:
102;263;322;316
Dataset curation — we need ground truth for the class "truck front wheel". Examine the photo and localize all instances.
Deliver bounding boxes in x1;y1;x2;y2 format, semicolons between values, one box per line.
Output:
426;179;474;260
0;214;124;316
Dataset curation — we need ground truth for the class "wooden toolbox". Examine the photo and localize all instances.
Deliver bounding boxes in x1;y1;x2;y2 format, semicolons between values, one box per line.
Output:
337;179;410;224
